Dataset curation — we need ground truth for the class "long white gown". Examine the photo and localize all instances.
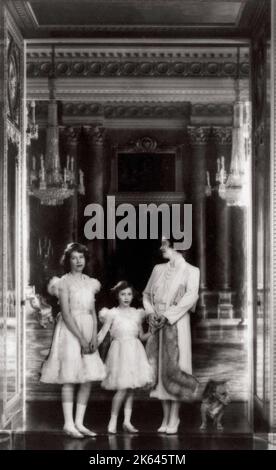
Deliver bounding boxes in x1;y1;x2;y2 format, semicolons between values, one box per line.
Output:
143;256;200;400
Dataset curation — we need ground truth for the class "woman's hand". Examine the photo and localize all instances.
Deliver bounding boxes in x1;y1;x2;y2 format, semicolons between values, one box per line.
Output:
157;315;167;329
148;313;167;334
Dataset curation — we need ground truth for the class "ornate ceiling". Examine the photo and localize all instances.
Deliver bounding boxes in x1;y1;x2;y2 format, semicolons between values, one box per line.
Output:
7;0;263;38
7;0;255;127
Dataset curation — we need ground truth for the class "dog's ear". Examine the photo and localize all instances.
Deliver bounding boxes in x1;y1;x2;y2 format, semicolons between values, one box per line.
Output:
203;380;215;398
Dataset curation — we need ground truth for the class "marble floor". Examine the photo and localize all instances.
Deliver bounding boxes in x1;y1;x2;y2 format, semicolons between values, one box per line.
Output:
1;400;268;450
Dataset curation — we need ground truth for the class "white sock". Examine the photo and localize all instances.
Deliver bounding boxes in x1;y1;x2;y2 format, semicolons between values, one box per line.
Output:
75;403;86;426
62;401;75;429
124;406;132;425
108;413;118;428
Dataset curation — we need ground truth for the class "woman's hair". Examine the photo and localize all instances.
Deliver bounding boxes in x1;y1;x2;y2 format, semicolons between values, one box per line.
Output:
110;280;138;303
160;236;186;254
60;242;90;273
160;236;174;249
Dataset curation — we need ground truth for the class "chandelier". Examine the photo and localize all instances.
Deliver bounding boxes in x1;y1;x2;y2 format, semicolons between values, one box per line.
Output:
205;47;251;207
28;46;85;206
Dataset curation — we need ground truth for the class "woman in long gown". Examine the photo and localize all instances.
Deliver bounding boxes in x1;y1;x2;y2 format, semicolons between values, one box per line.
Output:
143;237;200;434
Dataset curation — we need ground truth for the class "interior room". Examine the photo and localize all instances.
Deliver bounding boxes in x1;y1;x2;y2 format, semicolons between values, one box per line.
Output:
0;0;275;450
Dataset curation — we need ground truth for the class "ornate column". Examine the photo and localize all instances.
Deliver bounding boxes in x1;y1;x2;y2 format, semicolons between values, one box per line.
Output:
63;126;80;242
85;125;105;279
212;127;234;318
187;126;209;318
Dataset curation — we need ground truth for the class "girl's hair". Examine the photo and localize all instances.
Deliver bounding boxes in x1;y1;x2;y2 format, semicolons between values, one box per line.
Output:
110;280;138;302
60;242;90;273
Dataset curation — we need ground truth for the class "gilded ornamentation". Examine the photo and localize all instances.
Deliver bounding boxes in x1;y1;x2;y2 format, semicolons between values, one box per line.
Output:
7;35;20;126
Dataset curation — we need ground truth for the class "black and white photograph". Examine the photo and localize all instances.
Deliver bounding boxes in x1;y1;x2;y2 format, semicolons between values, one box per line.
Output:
0;0;275;459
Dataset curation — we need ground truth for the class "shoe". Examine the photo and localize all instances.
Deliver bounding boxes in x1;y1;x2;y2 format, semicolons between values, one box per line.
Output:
63;426;84;439
157;424;167;433
108;423;117;434
166;419;180;435
123;422;139;433
75;424;97;437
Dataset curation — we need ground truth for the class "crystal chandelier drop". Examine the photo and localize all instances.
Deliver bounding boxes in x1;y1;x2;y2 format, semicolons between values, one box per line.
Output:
28;46;85;206
205;47;251;206
223;98;251;206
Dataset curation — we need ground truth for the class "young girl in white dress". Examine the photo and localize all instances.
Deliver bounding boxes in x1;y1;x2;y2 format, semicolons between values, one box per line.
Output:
97;281;153;434
40;243;106;438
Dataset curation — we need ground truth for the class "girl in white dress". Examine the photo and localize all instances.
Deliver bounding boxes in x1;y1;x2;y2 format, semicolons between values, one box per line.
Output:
40;243;106;438
97;281;153;434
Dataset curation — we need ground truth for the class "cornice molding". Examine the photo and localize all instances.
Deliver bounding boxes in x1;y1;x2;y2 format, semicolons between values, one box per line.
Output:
36;101;191;120
111;192;186;205
35;101;233;126
27;45;249;60
26;57;249;79
192;103;233;117
27;77;249;104
6;0;38;32
5;6;24;46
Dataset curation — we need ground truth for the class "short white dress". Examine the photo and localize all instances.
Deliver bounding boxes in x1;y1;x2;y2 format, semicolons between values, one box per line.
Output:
40;273;106;384
99;307;153;390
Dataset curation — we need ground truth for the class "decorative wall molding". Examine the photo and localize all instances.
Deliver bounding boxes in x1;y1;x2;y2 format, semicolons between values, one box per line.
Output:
7;34;21;126
27;76;250;104
192;102;233;117
187;125;232;144
27;58;249;79
36;101;191;120
132;136;158;153
111;192;186;205
27;46;249;60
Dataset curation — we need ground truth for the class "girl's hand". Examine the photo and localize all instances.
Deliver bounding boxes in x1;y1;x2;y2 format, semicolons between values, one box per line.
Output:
80;337;90;355
89;336;98;353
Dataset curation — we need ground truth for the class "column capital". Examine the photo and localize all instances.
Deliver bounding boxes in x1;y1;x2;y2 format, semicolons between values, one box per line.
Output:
211;126;232;145
62;126;80;145
187;126;211;144
84;125;105;145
